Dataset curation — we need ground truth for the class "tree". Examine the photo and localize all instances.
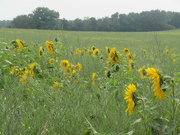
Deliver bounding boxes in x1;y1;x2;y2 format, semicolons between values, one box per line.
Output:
169;13;180;28
31;7;61;30
10;15;33;29
0;20;11;28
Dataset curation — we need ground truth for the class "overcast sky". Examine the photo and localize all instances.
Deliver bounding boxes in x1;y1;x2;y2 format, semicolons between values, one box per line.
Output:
0;0;180;20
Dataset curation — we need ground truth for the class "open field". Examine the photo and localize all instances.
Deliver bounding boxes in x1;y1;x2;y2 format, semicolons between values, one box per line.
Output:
0;28;180;134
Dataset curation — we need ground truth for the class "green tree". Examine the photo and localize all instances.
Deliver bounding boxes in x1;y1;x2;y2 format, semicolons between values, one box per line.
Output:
169;13;180;28
31;7;61;30
10;15;33;29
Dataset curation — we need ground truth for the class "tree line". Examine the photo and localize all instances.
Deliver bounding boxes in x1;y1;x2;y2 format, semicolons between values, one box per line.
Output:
1;7;180;31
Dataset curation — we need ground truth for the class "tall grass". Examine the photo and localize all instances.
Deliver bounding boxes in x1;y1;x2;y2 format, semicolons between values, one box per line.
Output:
0;28;179;134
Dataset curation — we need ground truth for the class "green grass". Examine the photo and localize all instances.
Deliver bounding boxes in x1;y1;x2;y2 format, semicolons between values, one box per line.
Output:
0;28;180;135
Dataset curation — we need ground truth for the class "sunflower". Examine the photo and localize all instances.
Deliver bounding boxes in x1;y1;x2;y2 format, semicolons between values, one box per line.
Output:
129;59;133;71
91;46;96;51
91;73;98;86
28;62;39;76
45;41;54;54
105;46;110;55
109;48;119;63
127;53;132;60
146;68;165;100
138;66;146;78
123;48;129;53
76;62;82;71
124;84;136;115
53;81;59;92
106;61;111;66
49;58;55;64
39;46;44;57
75;48;82;56
14;39;24;51
165;50;170;55
105;70;111;78
60;60;70;68
11;66;20;76
29;62;39;69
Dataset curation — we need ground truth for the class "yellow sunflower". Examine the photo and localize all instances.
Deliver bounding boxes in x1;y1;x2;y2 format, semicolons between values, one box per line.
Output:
109;48;119;63
60;60;70;68
39;46;44;57
123;48;129;53
49;58;55;64
124;84;136;115
76;62;82;71
128;59;133;71
138;66;146;78
105;46;110;55
146;68;165;100
165;50;170;55
14;39;24;51
45;41;54;54
53;81;59;92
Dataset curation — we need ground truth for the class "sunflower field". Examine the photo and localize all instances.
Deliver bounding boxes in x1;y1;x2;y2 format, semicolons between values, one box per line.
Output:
0;28;180;135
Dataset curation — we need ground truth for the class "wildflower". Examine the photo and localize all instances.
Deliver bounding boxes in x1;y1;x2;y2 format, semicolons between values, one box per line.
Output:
19;68;29;83
49;58;55;64
76;62;82;71
91;46;96;51
124;84;136;115
106;61;111;66
45;41;54;54
141;49;147;56
60;60;70;68
53;81;59;92
138;66;146;78
12;39;24;51
127;53;132;60
29;62;39;76
129;60;133;71
105;46;110;55
65;65;73;73
165;50;170;55
146;68;165;100
123;48;129;53
16;39;24;50
91;73;96;80
39;46;44;57
91;73;98;87
11;66;20;76
109;48;119;63
105;70;111;78
60;60;73;73
29;62;38;69
87;49;92;56
92;49;99;57
75;48;82;56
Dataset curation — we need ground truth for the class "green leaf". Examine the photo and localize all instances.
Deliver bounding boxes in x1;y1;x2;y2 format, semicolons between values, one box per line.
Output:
165;120;177;133
161;76;173;90
174;98;180;102
131;118;142;125
125;130;134;135
174;72;180;76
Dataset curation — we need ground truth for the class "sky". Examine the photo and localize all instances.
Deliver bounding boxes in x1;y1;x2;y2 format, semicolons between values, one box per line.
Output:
0;0;180;20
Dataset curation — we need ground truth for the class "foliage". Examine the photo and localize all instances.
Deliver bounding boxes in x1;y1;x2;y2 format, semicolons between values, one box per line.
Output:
0;28;179;134
0;20;11;28
5;9;180;31
10;7;61;30
61;10;179;32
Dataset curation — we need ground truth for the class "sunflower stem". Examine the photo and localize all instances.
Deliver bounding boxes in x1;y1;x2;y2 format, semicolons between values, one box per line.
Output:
141;98;148;135
171;84;176;135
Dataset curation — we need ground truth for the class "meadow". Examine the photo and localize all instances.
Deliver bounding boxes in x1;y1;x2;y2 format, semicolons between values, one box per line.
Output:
0;28;179;135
